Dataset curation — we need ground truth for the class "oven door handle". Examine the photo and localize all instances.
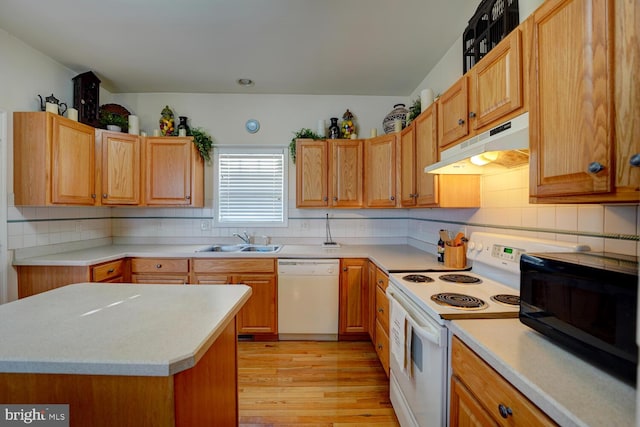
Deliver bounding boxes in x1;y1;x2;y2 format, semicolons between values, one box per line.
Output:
387;287;444;347
405;313;444;347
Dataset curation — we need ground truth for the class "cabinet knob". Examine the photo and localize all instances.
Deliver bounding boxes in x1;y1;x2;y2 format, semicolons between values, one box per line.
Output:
185;195;191;200
458;118;465;125
377;279;384;285
378;307;384;313
343;267;348;272
91;194;96;199
333;197;338;201
102;193;108;199
323;196;329;202
469;112;476;118
630;154;640;167
587;162;605;174
498;404;513;419
156;264;162;269
377;344;383;350
107;268;115;274
390;196;395;201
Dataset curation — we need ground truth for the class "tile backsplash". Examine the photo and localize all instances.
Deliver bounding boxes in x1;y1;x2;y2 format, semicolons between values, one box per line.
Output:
8;166;639;257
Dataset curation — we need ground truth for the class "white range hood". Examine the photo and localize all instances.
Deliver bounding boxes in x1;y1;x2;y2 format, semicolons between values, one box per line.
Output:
425;112;530;175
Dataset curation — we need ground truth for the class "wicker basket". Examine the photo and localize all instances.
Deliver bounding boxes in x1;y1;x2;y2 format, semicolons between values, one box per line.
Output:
463;0;519;73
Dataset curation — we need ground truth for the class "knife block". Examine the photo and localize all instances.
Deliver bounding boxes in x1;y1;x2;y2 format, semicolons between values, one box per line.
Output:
444;244;466;269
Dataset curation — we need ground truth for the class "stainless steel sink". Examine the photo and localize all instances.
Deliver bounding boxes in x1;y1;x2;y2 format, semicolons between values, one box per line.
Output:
194;244;246;253
240;245;282;253
194;244;282;253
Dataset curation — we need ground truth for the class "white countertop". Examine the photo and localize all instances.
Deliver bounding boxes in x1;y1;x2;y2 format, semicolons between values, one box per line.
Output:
12;243;445;273
0;283;251;376
449;318;636;427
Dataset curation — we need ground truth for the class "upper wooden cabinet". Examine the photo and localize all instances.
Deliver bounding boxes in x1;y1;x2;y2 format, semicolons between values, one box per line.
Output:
437;77;470;150
365;134;398;208
469;28;523;130
14;112;97;206
96;130;141;205
143;136;204;207
529;0;639;203
296;139;363;208
438;25;527;151
401;105;480;208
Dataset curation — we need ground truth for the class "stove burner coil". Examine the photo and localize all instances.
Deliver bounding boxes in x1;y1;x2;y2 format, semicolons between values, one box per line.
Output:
402;274;434;283
430;293;487;310
490;294;520;306
438;274;482;284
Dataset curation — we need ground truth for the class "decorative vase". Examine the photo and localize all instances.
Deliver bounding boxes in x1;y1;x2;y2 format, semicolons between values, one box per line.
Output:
383;103;409;134
159;105;175;136
106;125;121;132
328;117;340;139
177;116;190;137
340;109;356;139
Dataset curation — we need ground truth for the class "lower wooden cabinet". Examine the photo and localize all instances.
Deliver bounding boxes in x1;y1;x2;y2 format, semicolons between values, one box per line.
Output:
373;267;390;376
339;258;369;339
130;258;189;284
450;336;556;426
192;258;278;338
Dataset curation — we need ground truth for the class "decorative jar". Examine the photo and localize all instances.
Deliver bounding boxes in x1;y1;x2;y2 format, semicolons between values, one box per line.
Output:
383;103;409;134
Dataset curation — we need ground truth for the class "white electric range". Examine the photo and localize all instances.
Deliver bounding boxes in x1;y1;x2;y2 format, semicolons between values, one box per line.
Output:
386;232;589;427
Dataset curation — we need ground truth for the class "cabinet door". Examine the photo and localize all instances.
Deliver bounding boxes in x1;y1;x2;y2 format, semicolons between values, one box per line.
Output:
367;261;377;342
437;76;469;149
375;320;390;377
450;376;499;427
145;137;194;205
51;115;96;205
193;275;233;285
365;134;398;208
339;258;369;336
329;139;363;208
530;0;614;198
470;29;523;130
131;275;188;284
235;275;277;334
399;124;416;207
296;139;328;207
414;105;439;206
100;132;141;205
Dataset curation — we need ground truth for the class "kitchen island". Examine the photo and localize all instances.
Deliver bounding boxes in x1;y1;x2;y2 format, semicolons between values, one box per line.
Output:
0;283;251;426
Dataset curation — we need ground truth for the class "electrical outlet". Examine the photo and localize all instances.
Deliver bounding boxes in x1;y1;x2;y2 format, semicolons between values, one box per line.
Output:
200;220;211;231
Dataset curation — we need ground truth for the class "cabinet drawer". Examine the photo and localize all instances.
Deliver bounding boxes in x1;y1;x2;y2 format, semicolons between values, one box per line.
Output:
91;259;125;282
375;268;389;291
375;320;390;377
130;258;189;273
451;337;556;426
131;274;188;284
375;284;389;332
192;258;275;274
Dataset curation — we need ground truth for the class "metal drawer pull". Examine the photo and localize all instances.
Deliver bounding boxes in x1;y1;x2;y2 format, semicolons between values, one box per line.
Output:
107;268;115;274
156;264;162;269
498;404;513;418
630;154;640;167
458;118;465;125
587;162;605;174
378;307;384;313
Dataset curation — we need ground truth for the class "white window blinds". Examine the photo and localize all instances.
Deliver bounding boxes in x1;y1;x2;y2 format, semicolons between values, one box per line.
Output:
216;148;286;225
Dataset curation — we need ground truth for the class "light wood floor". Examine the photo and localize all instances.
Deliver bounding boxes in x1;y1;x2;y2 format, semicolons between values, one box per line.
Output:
238;340;400;426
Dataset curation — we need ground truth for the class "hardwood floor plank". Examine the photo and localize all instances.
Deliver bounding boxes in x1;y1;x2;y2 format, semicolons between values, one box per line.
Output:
238;341;399;426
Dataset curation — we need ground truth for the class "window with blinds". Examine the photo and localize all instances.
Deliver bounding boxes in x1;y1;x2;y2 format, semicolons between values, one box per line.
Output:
215;147;287;226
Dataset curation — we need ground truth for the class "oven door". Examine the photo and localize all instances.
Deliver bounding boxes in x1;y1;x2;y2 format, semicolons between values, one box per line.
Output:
387;284;447;427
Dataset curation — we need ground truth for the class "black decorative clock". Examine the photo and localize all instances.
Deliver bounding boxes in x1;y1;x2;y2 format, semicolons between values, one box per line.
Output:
72;71;101;127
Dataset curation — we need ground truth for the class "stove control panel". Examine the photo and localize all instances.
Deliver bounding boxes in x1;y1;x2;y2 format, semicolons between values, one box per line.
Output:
491;244;525;263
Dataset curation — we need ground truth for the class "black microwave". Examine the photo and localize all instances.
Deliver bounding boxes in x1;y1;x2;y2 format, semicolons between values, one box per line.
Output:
519;251;638;384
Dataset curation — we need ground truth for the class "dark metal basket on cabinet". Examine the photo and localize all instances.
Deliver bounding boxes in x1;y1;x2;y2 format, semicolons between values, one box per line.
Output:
463;0;520;73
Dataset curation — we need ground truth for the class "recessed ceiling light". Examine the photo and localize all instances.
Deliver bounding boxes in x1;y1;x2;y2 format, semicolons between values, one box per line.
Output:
237;78;254;87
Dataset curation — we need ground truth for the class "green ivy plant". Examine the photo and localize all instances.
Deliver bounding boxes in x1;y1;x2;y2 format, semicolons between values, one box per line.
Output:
289;128;322;163
99;111;128;130
188;127;214;163
408;97;421;122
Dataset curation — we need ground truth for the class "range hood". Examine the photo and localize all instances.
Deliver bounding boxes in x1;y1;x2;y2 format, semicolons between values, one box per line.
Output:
425;112;529;175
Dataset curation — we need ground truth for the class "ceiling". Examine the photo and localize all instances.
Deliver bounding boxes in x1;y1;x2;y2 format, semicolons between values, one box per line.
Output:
0;0;480;96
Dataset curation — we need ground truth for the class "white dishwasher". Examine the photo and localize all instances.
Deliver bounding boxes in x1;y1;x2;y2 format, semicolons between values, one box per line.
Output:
277;259;340;341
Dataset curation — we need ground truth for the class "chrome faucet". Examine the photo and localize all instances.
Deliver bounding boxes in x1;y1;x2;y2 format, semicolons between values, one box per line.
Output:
233;231;251;244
